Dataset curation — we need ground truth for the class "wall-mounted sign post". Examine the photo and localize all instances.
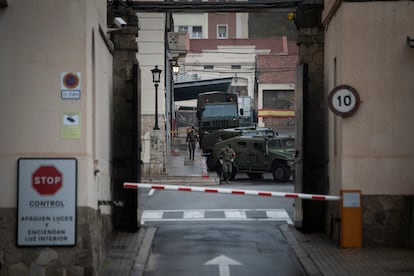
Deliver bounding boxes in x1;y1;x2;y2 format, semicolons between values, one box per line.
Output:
340;190;362;248
17;158;77;247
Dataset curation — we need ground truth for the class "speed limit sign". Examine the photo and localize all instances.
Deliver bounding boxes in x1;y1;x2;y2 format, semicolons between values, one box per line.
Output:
328;85;360;117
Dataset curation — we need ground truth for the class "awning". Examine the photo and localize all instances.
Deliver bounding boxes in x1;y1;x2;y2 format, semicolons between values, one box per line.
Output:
174;77;233;101
258;109;295;118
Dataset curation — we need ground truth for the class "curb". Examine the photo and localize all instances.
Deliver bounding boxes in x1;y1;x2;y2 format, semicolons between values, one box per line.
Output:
130;226;157;276
279;224;322;276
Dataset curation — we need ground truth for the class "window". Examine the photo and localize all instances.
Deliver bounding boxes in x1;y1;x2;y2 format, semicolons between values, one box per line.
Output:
253;142;264;152
237;141;247;147
217;25;228;39
192;26;202;38
204;65;214;70
178;26;188;32
231;65;241;69
263;90;294;109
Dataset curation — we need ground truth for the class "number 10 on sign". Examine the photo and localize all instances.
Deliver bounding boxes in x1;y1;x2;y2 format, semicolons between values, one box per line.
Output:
328;85;360;117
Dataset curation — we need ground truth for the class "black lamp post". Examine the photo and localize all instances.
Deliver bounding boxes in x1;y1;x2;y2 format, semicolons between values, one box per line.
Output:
151;65;162;130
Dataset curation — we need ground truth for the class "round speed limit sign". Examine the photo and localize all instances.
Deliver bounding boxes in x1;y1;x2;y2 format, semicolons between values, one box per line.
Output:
328;85;360;117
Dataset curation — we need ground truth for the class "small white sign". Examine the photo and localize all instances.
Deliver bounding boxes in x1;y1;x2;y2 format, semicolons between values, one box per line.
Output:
63;113;80;126
342;192;361;208
17;158;77;246
61;90;81;100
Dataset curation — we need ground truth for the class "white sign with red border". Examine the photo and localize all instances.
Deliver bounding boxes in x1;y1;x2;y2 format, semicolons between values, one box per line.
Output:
17;158;77;246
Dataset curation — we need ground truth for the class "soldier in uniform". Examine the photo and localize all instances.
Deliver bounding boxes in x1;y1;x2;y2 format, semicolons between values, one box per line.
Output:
186;126;198;160
218;144;236;184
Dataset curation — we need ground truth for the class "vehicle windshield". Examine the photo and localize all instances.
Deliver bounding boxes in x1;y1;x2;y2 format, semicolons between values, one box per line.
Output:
202;104;238;118
268;138;295;149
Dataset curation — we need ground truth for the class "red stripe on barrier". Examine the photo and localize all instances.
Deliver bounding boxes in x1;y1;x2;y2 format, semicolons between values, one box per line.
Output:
178;187;192;192
205;189;218;193
312;195;326;200
124;183;137;189
231;190;245;195
152;185;165;190
258;192;272;196
285;194;299;198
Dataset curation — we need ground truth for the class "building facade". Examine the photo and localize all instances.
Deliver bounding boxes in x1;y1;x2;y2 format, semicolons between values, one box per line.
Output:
323;1;414;246
0;0;120;273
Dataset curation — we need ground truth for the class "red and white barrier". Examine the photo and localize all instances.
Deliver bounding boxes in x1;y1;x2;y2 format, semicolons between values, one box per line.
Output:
123;182;341;201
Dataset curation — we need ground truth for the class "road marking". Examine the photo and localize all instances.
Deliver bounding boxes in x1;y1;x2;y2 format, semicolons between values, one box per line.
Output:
148;189;155;196
204;255;242;276
140;209;293;224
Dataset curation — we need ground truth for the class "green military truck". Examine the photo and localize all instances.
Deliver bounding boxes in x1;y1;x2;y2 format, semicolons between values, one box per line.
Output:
211;135;295;182
196;91;239;144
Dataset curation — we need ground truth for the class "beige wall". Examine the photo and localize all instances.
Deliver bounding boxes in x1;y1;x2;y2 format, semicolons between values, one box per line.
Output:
136;12;166;120
0;0;113;209
324;2;414;195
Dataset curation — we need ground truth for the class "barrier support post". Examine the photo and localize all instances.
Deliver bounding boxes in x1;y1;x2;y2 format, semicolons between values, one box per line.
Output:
340;190;362;248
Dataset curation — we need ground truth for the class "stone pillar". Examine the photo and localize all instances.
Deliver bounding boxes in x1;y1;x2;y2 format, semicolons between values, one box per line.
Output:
150;129;166;176
108;7;140;231
295;3;328;233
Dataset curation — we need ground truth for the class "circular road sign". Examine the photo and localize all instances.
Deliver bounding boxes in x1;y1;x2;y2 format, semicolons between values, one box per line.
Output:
32;166;63;195
62;73;80;89
328;85;360;117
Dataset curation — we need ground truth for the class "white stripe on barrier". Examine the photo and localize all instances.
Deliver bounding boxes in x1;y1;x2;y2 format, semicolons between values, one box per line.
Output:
123;182;341;201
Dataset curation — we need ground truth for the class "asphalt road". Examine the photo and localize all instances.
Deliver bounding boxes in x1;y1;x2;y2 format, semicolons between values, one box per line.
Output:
144;222;304;276
139;176;304;275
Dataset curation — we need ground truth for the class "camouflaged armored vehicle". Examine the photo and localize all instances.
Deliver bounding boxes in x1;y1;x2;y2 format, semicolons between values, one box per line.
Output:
211;135;295;182
203;126;275;170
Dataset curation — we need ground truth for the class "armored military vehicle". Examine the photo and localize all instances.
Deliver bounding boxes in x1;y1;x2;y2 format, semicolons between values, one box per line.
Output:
203;126;275;170
211;135;295;182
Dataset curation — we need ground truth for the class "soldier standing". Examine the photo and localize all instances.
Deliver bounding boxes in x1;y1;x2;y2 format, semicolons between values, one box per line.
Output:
186;126;198;160
218;144;236;183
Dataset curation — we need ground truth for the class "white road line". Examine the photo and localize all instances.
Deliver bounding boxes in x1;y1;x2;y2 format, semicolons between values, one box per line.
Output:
140;209;292;225
148;189;155;196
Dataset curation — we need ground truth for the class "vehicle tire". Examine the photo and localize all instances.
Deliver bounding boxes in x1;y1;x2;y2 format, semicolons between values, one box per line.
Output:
247;172;263;179
272;162;291;183
206;155;215;171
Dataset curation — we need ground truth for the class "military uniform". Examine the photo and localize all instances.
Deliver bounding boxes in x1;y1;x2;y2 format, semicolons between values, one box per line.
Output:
218;145;236;183
186;127;198;160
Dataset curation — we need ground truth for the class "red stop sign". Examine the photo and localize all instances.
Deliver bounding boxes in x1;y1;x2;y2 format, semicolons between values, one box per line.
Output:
32;166;62;195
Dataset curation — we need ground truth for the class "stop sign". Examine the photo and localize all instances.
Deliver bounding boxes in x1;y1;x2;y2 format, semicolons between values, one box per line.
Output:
32;166;63;195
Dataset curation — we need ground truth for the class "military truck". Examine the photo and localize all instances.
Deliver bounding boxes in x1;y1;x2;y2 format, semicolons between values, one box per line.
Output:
203;126;275;170
196;91;239;144
211;135;295;182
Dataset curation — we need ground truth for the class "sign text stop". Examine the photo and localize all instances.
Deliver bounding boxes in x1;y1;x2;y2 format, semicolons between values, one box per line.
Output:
32;166;63;195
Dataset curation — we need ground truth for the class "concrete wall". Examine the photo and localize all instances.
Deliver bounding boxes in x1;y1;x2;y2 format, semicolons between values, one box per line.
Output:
0;0;113;273
136;12;166;176
324;1;414;246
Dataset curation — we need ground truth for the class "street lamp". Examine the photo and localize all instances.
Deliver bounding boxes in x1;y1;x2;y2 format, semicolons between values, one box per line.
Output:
151;65;162;130
172;60;180;75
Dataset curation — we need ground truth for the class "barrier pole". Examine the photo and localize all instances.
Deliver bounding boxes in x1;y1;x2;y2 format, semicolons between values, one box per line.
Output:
124;182;341;201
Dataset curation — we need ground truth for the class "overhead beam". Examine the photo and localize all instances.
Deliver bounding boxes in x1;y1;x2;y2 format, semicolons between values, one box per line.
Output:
109;1;302;13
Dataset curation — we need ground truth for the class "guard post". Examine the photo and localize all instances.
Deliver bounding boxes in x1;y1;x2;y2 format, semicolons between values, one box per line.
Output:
340;190;362;248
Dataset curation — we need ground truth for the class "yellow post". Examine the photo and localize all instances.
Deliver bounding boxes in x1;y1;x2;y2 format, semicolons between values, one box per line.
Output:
340;190;362;248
